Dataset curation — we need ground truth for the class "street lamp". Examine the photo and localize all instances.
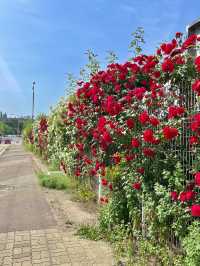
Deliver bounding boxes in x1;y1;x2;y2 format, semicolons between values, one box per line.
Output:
32;81;36;121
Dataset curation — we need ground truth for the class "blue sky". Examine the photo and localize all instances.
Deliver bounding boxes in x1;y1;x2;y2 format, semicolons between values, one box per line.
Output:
0;0;199;116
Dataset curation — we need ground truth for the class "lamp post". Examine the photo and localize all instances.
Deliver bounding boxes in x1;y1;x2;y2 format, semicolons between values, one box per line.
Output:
32;81;36;121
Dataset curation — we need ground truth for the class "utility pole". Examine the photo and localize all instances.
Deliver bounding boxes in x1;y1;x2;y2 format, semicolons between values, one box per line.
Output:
32;81;35;121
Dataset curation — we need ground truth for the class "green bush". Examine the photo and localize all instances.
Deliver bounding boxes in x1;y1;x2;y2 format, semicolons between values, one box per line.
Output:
182;221;200;266
38;172;74;190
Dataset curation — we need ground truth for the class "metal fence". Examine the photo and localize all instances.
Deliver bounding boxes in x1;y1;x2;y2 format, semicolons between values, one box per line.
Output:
173;80;198;180
169;80;198;250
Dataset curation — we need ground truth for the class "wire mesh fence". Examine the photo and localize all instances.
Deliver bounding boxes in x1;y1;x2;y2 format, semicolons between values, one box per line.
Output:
168;80;198;250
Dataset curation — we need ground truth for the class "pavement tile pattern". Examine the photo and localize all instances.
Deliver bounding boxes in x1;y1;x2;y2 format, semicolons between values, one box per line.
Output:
0;145;114;266
0;228;114;266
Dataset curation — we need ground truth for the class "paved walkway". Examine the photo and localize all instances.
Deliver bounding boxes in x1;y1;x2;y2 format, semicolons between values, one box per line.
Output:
0;145;114;266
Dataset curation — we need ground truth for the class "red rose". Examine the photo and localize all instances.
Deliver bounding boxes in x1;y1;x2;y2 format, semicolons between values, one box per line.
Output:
139;111;149;125
113;154;121;164
163;126;179;140
90;168;97;176
100;197;105;203
101;178;108;186
161;42;176;55
192;79;200;95
101;168;106;176
76;143;84;152
157;48;161;55
132;182;141;190
83;156;92;165
182;34;197;50
149;116;160;127
173;55;185;65
162;59;174;73
100;196;109;204
131;138;140;148
189;136;199;145
179;192;187;202
191;205;200;217
92;130;99;140
102;131;112;143
185;191;196;201
143;129;155;143
143;148;155;158
175;32;182;38
190;113;200;132
125;154;136;162
195;172;200;186
98;116;107;131
179;191;196;202
168;105;185;119
133;87;146;100
136;167;145;174
170;191;178;201
103;96;122;116
95;161;101;171
75;169;81;177
114;84;121;93
104;197;109;203
153;71;161;79
194;56;200;72
108;183;113;191
126;118;135;129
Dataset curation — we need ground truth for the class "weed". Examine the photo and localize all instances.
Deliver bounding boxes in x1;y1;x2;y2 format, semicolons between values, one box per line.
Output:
37;171;73;190
73;183;96;202
76;224;102;241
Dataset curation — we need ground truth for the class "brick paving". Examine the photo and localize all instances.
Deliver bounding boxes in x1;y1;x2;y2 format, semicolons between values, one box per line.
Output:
0;146;114;266
0;228;114;266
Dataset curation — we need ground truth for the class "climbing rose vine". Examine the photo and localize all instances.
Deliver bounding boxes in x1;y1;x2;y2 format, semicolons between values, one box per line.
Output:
30;32;200;222
62;32;200;218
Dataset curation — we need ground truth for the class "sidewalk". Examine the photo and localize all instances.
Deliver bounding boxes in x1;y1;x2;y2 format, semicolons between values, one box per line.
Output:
0;228;113;266
0;145;114;266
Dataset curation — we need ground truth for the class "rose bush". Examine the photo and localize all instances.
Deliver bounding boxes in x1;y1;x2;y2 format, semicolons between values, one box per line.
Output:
26;31;200;262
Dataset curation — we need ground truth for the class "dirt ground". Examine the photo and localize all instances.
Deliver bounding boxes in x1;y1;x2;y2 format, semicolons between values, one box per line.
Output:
42;188;98;232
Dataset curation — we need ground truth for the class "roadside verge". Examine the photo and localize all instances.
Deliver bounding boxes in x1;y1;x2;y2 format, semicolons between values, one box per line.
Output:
31;154;49;173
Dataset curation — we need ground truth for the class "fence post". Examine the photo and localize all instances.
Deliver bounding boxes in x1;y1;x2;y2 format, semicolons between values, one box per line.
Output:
141;194;146;237
98;174;102;203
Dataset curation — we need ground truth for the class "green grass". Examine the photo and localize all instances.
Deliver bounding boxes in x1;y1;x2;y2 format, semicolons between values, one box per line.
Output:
76;224;102;241
38;171;97;206
37;171;76;190
73;183;96;202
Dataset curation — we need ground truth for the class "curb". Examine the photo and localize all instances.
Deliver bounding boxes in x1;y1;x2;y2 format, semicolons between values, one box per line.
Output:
31;154;66;177
31;155;49;174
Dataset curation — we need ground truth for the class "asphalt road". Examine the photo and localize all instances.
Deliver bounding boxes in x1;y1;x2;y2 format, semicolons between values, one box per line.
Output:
0;145;56;233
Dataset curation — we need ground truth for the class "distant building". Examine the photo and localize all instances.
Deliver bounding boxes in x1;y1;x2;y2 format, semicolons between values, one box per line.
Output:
187;18;200;56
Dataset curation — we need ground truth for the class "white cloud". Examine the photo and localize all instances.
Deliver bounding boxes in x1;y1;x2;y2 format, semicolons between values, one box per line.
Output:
0;56;21;93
